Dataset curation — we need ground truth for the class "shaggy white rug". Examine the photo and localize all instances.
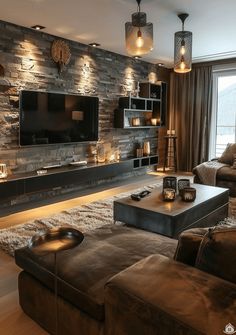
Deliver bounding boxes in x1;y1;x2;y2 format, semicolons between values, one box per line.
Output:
0;179;234;257
0;182;161;256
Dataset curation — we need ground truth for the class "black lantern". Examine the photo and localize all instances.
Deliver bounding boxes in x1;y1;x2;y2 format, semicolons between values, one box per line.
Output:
181;187;196;202
163;176;177;192
178;178;190;196
125;0;153;56
162;188;176;201
174;13;192;73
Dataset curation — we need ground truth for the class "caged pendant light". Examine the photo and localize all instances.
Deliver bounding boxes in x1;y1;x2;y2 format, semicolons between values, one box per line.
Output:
125;0;153;56
174;13;192;73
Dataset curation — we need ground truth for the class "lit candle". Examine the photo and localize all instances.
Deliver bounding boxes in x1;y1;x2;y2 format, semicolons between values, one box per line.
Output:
163;188;175;201
132;118;140;126
151;118;157;126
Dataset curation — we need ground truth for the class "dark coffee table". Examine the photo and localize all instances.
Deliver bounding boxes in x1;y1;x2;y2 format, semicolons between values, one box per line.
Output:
113;184;229;238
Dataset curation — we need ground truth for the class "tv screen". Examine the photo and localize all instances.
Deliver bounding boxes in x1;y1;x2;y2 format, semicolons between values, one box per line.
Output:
19;90;99;146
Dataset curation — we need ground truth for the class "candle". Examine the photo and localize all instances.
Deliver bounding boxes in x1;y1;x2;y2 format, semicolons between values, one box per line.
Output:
132;117;140;126
163;188;176;201
151;118;157;126
0;163;7;179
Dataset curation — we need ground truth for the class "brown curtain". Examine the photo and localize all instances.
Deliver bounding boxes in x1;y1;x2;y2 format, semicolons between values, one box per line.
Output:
169;65;213;172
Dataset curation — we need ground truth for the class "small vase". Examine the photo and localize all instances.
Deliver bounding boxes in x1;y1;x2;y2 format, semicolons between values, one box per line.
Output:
143;141;150;156
97;142;105;163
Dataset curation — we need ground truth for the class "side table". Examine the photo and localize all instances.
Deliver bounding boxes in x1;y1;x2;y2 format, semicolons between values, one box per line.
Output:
163;135;177;172
28;227;84;335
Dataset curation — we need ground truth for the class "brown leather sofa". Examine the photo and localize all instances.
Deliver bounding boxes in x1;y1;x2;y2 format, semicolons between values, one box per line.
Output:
15;224;236;335
193;143;236;197
193;165;236;197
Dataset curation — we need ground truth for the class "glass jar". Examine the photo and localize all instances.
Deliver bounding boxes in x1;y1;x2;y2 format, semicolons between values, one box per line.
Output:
143;141;150;156
97;141;105;163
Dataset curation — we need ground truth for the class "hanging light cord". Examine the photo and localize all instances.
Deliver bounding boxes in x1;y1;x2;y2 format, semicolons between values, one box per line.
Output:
136;0;141;12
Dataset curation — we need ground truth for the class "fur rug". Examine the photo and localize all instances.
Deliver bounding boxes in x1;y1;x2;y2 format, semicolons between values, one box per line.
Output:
1;179;235;257
0;182;161;256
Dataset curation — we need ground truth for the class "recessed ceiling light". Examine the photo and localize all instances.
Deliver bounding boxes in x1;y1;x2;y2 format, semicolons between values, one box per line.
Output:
157;63;164;67
89;43;100;47
31;25;45;30
133;56;142;59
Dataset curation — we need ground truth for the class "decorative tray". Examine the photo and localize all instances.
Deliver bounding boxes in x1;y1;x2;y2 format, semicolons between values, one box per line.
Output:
69;161;87;166
28;227;84;255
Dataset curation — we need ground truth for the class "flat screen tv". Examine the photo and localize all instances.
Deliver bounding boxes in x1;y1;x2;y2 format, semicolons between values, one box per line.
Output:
19;90;99;146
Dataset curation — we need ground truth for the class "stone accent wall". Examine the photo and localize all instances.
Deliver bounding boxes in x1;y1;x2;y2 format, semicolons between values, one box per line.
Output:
0;20;170;206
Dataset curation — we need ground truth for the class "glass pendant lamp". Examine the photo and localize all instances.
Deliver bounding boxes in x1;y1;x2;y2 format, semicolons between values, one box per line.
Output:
125;0;153;56
174;13;192;73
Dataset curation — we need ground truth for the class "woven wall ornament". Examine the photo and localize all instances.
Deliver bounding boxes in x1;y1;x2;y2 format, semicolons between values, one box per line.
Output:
51;39;71;74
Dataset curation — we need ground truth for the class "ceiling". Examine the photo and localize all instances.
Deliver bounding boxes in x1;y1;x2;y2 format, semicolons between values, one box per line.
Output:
1;0;236;67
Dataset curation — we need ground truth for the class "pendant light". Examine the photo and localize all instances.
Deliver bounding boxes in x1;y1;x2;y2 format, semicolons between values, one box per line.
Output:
174;13;192;73
125;0;153;56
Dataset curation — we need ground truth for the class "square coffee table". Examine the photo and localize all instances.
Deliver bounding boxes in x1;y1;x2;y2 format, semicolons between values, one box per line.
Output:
113;184;229;238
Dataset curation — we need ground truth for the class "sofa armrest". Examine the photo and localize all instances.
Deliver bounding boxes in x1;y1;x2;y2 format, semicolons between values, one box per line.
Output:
105;254;236;335
174;227;208;266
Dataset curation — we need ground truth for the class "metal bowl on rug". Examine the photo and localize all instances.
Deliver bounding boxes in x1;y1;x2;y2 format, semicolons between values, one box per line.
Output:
28;226;84;255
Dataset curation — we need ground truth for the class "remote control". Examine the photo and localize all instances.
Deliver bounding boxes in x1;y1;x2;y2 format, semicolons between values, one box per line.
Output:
131;190;151;201
139;190;151;198
131;194;141;201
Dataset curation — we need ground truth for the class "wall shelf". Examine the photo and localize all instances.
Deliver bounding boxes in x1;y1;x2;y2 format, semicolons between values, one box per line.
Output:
114;82;167;129
132;155;158;169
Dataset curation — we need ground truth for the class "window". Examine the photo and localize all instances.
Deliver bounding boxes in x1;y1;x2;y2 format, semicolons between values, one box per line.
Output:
210;65;236;159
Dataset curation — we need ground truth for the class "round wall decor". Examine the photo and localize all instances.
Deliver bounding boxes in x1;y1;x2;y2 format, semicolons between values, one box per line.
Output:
51;39;71;73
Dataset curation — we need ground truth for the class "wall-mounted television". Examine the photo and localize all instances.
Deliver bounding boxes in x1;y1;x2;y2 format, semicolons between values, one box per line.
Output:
19;90;99;146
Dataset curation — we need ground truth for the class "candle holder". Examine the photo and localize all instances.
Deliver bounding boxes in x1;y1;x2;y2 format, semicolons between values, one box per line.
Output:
143;141;150;156
132;117;141;127
163;176;177;192
151;118;157;126
178;179;190;196
163;188;176;201
136;148;143;158
181;187;196;202
0;163;7;179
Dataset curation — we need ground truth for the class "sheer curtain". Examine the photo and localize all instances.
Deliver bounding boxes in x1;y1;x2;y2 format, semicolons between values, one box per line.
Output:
169;65;213;171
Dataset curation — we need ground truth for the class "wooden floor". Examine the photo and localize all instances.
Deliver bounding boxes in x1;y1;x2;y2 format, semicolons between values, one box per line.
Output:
0;171;189;335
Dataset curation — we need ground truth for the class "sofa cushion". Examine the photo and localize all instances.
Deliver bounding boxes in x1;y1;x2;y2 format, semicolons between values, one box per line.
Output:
218;143;236;165
15;224;177;321
216;165;236;181
195;225;236;284
105;254;236;335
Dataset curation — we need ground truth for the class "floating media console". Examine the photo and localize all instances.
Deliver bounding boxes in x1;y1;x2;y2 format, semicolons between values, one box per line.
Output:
0;156;158;202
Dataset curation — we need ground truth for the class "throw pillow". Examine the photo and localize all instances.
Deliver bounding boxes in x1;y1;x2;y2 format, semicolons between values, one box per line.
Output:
218;143;236;165
195;225;236;284
174;227;208;266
